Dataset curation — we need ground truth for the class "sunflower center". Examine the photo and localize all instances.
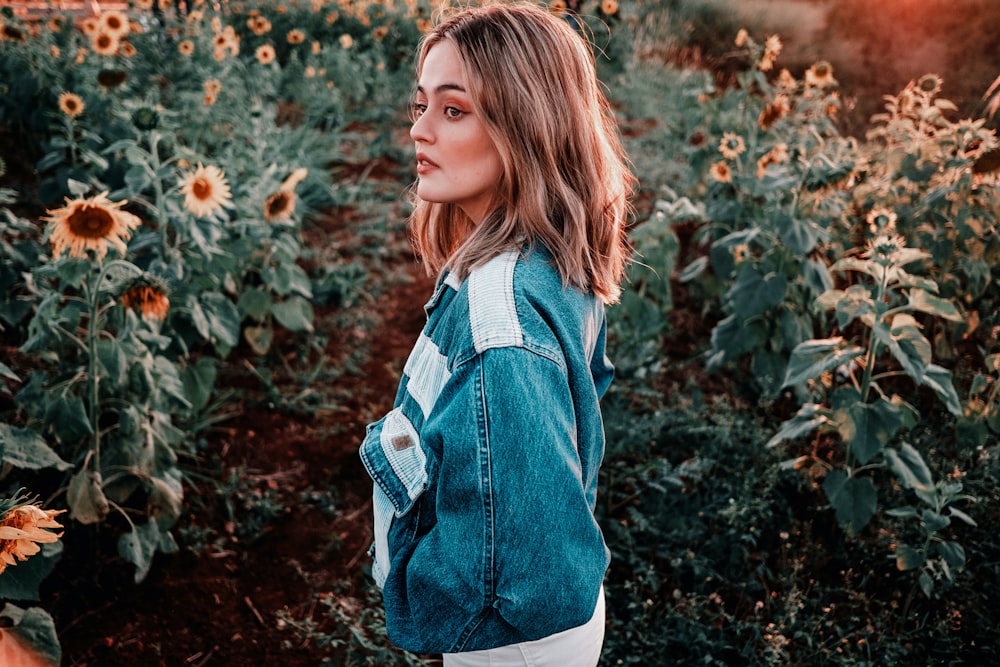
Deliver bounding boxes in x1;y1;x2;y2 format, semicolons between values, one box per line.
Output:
68;204;115;239
266;192;290;216
192;178;213;200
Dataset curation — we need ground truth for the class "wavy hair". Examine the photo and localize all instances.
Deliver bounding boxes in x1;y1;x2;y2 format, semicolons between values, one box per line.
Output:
407;1;635;304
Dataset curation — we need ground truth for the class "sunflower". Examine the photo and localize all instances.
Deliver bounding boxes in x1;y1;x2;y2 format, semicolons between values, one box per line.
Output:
50;44;61;58
709;161;732;184
250;16;272;35
91;31;120;56
804;60;837;89
179;163;232;218
311;40;321;54
758;94;791;130
99;9;130;38
58;91;85;118
734;28;748;48
776;68;797;91
120;276;171;321
305;65;316;78
759;34;782;72
601;0;619;15
287;28;305;44
44;191;142;261
917;73;943;97
756;143;788;179
203;78;222;95
866;206;898;235
339;33;353;49
120;41;137;58
203;92;217;106
264;168;308;222
0;503;64;575
256;44;276;64
718;132;746;159
47;15;66;33
81;17;99;35
178;39;194;55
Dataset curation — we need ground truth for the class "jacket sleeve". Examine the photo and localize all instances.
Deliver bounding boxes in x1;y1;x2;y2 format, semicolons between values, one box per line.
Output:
405;345;608;644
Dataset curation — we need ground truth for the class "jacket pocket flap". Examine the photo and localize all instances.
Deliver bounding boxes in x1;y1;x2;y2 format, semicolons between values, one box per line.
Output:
360;407;427;516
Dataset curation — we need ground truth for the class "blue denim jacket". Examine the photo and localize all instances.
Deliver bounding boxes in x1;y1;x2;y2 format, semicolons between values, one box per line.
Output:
359;246;614;654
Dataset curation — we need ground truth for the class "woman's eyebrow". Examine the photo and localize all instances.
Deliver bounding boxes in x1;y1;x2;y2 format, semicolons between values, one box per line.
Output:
415;83;467;95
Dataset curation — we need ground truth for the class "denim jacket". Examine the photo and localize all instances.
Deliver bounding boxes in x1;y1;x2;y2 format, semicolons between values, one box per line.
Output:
359;246;614;654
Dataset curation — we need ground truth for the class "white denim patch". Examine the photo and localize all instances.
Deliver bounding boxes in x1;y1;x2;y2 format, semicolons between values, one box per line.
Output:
469;251;523;353
404;333;452;419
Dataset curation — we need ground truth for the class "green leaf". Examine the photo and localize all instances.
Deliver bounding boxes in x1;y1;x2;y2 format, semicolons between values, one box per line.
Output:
677;256;708;283
935;541;966;569
767;403;829;448
118;521;176;583
824;470;878;535
43;394;93;444
920;364;963;416
180;358;217;412
238;287;272;320
908;288;963;322
0;541;63;602
272;296;314;333
201;292;241;349
922;509;951;533
0;424;72;471
728;266;787;319
0;361;20;382
781;337;865;388
948;506;977;527
895;543;924;571
802;258;833;297
918;570;934;597
834;399;901;465
774;211;820;255
885;442;934;493
96;337;128;388
0;603;62;666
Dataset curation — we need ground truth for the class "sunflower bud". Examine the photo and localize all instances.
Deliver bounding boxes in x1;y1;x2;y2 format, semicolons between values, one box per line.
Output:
132;106;160;131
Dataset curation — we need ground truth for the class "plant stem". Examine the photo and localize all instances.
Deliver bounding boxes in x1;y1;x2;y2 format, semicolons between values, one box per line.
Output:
148;130;170;257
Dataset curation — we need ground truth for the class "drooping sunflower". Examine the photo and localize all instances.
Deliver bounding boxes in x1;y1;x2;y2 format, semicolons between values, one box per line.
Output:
756;143;789;179
99;9;130;38
58;91;85;118
44;191;142;261
758;94;791;130
0;503;65;575
179;163;233;218
256;44;276;64
264;168;308;222
120;276;171;321
97;69;128;89
91;30;120;56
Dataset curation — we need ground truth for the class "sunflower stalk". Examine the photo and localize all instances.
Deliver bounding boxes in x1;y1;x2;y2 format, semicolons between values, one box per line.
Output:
146;130;171;257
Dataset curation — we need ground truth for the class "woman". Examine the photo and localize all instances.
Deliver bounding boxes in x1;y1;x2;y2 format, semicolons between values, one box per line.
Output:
359;2;635;664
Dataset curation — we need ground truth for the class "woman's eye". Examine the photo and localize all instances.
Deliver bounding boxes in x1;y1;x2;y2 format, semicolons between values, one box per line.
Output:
444;106;465;119
411;103;427;119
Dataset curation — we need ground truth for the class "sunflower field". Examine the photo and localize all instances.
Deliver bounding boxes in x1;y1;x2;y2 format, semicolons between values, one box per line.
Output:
1;0;999;665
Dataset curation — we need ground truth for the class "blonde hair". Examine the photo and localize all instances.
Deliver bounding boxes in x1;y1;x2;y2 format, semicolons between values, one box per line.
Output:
408;1;635;304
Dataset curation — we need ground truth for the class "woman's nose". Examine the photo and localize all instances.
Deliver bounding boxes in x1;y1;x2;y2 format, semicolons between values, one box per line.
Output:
410;113;432;144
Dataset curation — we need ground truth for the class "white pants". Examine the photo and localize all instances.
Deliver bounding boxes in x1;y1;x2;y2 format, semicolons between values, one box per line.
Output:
442;588;606;667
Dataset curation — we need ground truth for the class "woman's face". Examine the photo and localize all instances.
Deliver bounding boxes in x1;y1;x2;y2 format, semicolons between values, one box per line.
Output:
410;40;503;225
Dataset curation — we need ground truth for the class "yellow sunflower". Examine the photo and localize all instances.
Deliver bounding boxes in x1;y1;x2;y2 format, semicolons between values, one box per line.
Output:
709;161;733;184
120;40;136;58
734;28;748;48
256;44;276;64
0;503;64;575
311;40;321;54
339;33;353;49
179;163;232;218
250;16;272;35
759;34;782;72
81;17;99;35
50;44;61;58
287;28;306;44
756;143;788;179
718;132;746;159
179;39;195;55
58;91;85;118
601;0;619;15
758;94;791;130
99;9;130;38
203;78;222;95
44;191;142;261
804;60;837;89
91;31;120;56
